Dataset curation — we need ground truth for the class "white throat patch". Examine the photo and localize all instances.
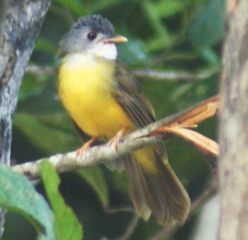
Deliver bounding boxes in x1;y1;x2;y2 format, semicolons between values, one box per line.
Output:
90;43;117;60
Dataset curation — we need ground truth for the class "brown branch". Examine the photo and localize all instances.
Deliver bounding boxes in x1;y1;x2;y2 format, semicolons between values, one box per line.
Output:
163;128;219;157
155;95;219;157
163;95;218;127
12;95;219;178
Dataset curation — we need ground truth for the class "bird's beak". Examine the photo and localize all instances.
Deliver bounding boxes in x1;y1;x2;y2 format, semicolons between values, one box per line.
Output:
102;35;128;44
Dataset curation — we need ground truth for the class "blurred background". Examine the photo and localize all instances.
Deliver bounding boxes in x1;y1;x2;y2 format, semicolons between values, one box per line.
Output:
3;0;224;239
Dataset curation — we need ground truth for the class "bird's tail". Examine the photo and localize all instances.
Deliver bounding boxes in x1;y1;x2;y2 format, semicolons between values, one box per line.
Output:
125;144;190;225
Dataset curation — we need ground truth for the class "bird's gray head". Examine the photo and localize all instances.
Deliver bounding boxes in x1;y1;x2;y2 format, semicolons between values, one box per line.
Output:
59;15;127;60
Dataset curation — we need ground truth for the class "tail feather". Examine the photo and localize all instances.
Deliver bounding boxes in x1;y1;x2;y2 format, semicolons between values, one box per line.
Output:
125;156;151;220
125;144;190;225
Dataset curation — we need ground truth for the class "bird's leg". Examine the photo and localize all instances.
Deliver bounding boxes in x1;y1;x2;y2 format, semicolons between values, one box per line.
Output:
107;128;127;151
76;137;97;157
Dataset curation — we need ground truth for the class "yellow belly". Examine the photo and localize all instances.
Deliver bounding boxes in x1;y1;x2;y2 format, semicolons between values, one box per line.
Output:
58;55;133;139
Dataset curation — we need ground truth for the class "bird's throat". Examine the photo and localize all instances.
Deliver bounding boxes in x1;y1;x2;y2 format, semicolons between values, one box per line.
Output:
58;53;132;139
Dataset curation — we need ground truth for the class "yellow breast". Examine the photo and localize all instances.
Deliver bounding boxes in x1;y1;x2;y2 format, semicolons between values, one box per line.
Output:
58;53;133;139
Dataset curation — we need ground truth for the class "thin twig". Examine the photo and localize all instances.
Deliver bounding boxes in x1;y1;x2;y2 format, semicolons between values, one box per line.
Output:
133;68;219;82
101;206;138;240
25;64;55;76
163;127;219;157
117;214;139;240
12;96;219;178
25;64;219;82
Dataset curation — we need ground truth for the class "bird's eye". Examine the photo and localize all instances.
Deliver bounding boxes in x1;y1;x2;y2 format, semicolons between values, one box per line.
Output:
87;31;97;41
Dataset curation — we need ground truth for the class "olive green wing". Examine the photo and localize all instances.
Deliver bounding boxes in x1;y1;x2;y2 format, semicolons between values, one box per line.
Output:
112;61;190;225
113;61;155;128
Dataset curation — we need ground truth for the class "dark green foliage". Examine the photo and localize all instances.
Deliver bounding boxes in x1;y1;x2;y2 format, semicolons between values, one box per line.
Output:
3;0;223;239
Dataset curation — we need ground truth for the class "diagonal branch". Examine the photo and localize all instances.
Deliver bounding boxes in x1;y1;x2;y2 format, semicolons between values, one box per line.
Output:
162;128;218;157
12;95;219;178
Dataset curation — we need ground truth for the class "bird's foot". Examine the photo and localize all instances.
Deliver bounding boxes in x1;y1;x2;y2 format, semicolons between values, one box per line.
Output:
107;128;126;151
76;137;96;157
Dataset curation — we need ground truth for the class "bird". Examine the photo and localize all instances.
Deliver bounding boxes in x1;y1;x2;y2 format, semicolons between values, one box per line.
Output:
57;14;190;225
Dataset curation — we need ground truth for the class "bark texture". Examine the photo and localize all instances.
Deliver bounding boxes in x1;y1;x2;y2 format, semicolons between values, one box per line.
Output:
0;0;50;236
219;0;248;239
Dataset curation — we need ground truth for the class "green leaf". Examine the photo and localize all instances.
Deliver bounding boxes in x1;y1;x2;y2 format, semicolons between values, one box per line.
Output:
188;0;225;50
36;38;57;54
154;0;185;17
201;48;220;65
91;0;123;12
142;0;175;50
41;161;83;240
14;113;75;153
19;74;48;102
77;167;109;207
0;165;55;240
119;39;147;65
53;0;84;16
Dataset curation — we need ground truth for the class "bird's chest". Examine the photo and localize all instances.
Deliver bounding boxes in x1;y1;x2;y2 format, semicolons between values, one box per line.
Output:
58;57;132;139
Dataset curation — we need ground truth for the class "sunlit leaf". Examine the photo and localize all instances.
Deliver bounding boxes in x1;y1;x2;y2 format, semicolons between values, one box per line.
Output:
154;0;185;17
41;161;83;240
142;0;175;50
0;165;55;240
